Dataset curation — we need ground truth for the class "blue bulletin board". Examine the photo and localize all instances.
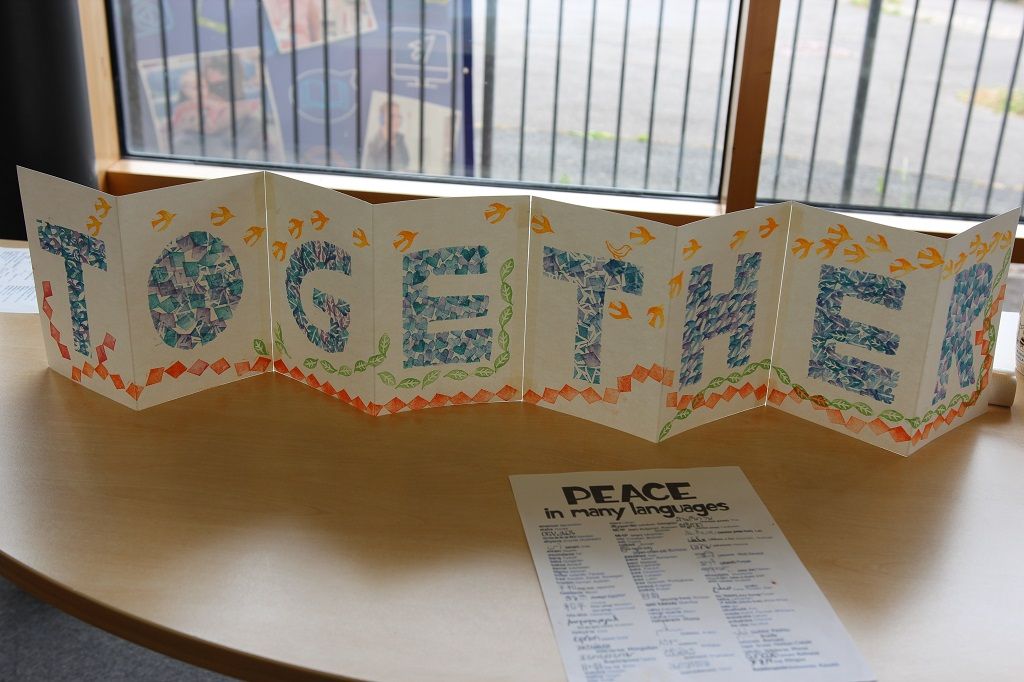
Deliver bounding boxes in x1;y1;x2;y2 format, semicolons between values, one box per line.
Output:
114;0;473;175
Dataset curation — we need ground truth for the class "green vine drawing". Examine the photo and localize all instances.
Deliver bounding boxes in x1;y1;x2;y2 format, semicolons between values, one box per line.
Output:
300;333;390;376
658;358;771;441
659;245;1012;442
253;321;290;359
377;257;516;390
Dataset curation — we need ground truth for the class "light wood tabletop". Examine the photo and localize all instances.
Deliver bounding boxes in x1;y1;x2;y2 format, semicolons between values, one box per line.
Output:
1;308;1022;681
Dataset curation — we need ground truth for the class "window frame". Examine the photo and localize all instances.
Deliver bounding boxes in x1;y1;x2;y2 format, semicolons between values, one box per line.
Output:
82;0;1022;261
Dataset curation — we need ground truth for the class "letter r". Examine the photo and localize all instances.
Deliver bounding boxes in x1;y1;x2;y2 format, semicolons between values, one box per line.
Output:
933;262;993;404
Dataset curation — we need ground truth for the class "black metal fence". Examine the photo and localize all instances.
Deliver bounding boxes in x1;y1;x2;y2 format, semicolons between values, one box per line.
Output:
109;0;1023;220
476;0;738;196
760;0;1024;220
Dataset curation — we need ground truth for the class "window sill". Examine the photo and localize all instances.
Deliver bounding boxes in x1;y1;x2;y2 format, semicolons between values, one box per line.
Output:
103;158;1021;262
104;159;722;226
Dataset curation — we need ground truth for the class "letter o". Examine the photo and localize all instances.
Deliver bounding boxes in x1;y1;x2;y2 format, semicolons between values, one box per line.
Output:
148;231;243;349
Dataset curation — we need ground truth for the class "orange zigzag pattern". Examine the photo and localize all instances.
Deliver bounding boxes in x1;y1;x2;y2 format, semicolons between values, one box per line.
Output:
666;381;768;411
766;386;977;445
768;282;1005;446
40;274;1003;446
42;280;267;401
524;363;674;405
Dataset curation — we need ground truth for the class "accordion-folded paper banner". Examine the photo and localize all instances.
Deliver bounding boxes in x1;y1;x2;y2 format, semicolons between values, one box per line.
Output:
18;167;1019;455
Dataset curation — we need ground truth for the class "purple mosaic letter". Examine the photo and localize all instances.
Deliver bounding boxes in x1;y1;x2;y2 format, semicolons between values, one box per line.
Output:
148;231;244;349
542;246;644;384
285;240;352;353
678;252;761;388
37;221;107;358
809;264;905;404
403;246;491;368
932;262;993;404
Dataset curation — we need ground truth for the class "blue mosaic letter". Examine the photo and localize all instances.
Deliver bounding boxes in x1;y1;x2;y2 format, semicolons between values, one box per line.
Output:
403;245;491;368
148;231;243;349
809;264;905;404
285;240;352;353
932;262;993;404
678;252;761;388
541;246;644;384
37;221;107;358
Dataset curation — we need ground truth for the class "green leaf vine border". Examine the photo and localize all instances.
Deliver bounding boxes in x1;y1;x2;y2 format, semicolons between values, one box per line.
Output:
659;246;1012;441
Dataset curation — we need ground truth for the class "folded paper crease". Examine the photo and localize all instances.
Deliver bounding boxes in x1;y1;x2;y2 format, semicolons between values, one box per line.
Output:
18;167;1019;455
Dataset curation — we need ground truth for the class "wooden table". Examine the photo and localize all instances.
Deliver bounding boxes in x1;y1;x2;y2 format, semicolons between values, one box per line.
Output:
1;309;1022;681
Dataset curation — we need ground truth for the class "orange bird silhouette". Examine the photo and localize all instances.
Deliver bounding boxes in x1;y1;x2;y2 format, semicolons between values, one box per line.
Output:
668;271;685;298
392;231;419;252
758;217;779;238
791;238;813;259
311;210;329;230
210;206;235;226
484;202;511;224
647;306;665;328
242;226;265;246
843;244;868;263
151;210;175;231
629;225;656;244
730;230;747;250
609;301;632;320
352;227;370;248
530;214;554;234
272;241;288;261
681;239;702;260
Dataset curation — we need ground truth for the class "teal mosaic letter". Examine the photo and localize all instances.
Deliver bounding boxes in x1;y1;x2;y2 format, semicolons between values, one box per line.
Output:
678;252;761;388
932;262;993;404
541;246;644;384
37;221;107;358
148;231;243;349
808;264;905;404
285;240;352;353
403;245;491;368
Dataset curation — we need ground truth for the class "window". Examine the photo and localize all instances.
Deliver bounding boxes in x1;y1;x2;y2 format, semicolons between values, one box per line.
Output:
102;0;1022;235
759;0;1024;219
108;0;739;200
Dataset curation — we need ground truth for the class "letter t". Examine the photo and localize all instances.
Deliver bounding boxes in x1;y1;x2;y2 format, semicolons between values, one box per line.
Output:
37;222;107;358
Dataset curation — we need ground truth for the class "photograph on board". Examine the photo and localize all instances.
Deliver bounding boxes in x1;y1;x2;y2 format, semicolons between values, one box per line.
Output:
361;91;460;175
138;47;286;162
263;0;378;53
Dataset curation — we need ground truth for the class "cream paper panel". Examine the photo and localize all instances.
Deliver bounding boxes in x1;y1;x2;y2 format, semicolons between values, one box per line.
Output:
118;173;271;409
657;204;791;443
265;173;376;410
17;167;137;409
372;196;530;414
770;204;946;456
907;208;1021;453
523;197;676;442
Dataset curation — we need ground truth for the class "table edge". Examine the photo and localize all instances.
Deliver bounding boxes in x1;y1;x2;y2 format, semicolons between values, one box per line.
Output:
0;548;363;682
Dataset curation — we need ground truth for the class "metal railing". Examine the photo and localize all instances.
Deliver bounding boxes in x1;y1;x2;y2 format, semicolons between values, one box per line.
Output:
108;0;1023;220
759;0;1024;220
109;0;738;199
112;0;476;175
476;0;737;198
